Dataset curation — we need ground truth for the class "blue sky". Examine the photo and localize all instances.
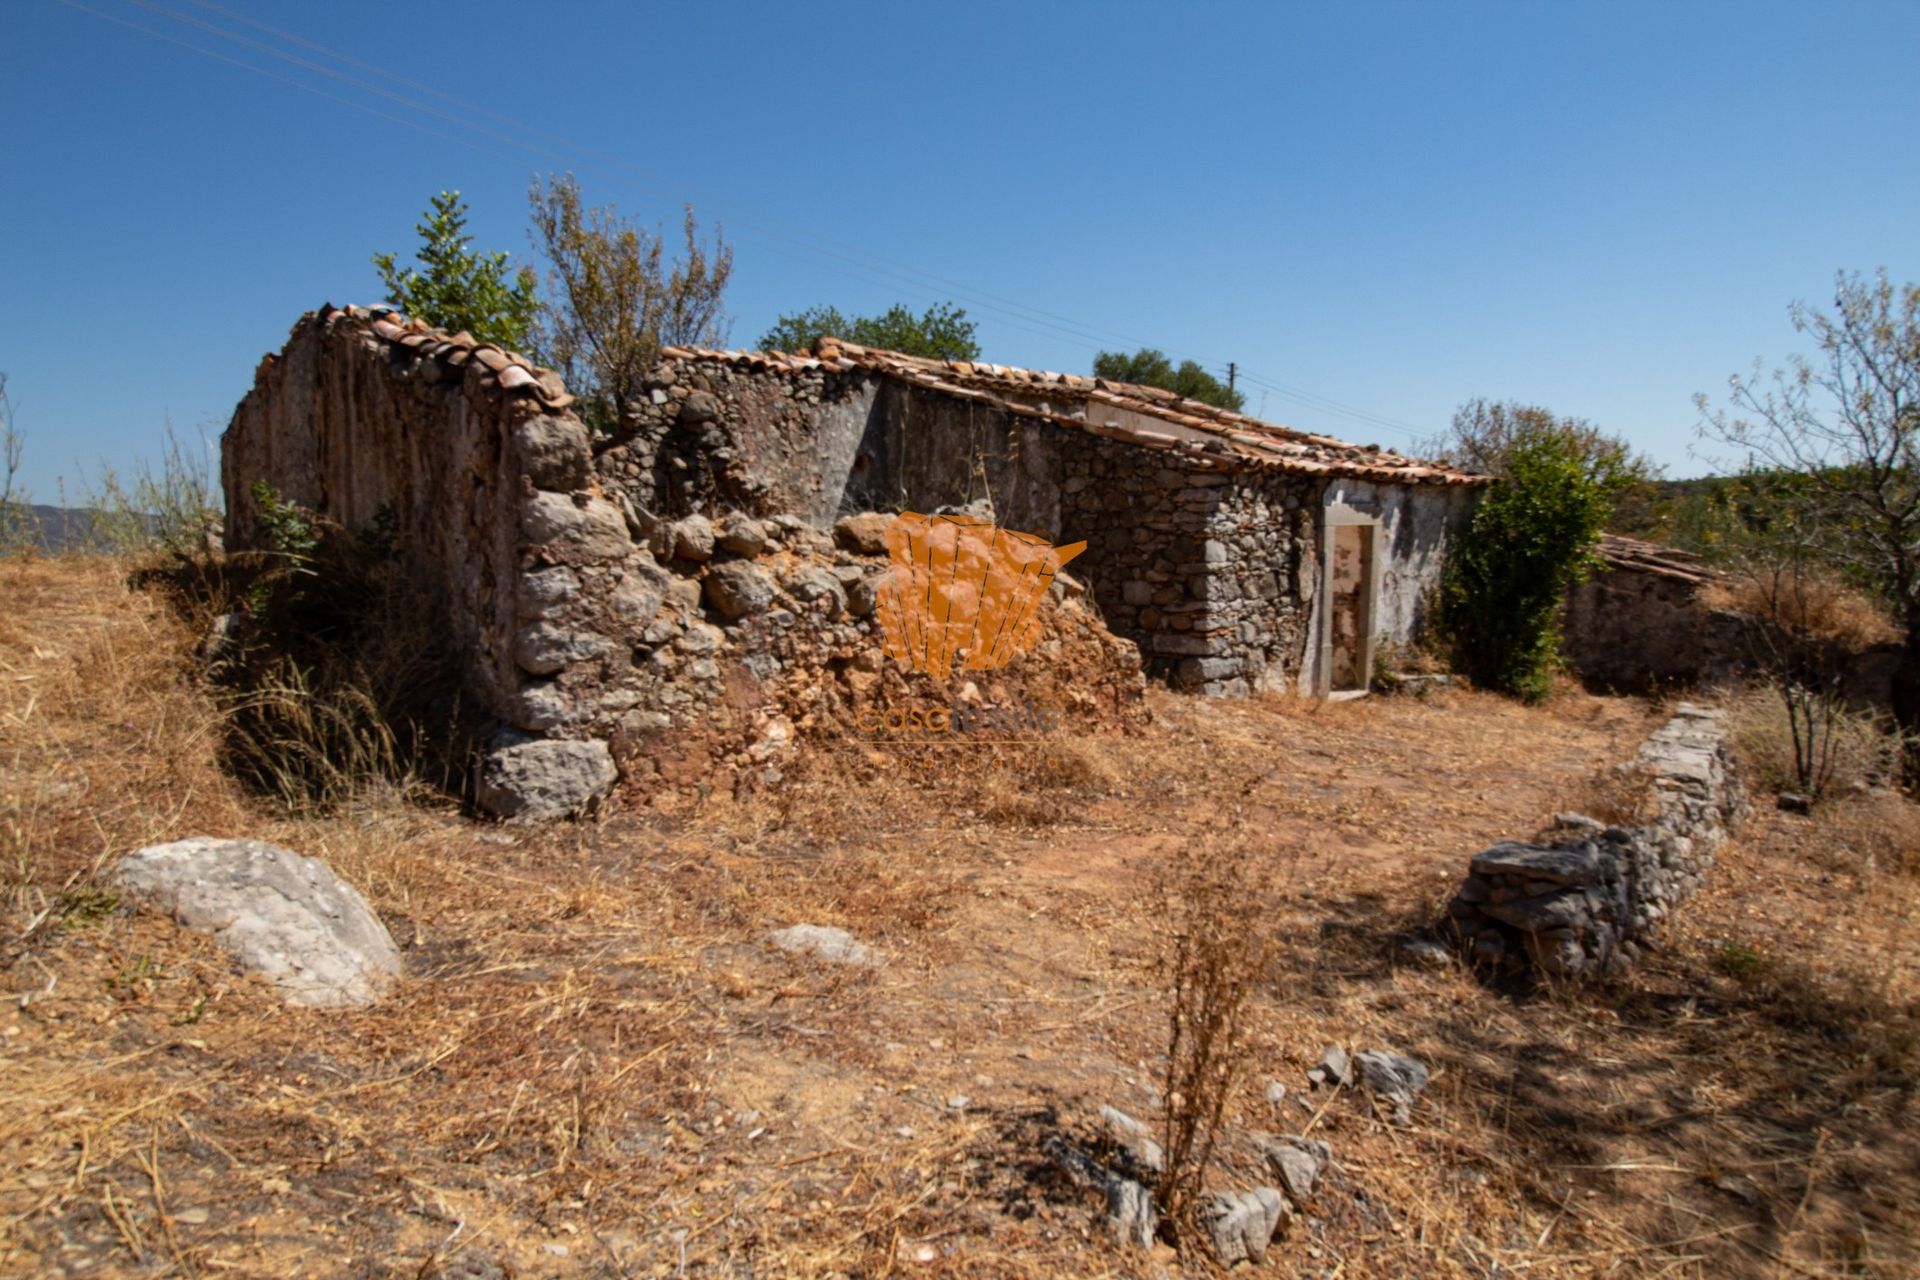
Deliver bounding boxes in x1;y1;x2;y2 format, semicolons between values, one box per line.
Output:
4;0;1918;497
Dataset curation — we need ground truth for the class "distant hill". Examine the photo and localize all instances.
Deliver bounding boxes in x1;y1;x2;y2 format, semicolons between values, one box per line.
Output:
1;504;160;553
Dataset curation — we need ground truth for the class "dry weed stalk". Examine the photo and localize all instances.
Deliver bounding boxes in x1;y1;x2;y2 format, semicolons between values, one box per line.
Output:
1151;831;1279;1244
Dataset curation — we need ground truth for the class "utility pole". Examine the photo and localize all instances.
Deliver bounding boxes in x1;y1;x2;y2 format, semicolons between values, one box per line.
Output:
1227;362;1237;396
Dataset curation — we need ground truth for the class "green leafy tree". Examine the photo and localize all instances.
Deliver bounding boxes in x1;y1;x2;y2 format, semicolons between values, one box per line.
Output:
760;301;980;361
372;191;537;349
1091;348;1245;412
1443;415;1633;701
530;173;733;427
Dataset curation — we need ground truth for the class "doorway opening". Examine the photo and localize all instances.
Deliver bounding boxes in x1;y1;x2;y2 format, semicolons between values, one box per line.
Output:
1321;518;1380;696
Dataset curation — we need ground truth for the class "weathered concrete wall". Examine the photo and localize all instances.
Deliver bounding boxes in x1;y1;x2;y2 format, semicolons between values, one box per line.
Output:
1299;479;1471;696
1445;704;1747;979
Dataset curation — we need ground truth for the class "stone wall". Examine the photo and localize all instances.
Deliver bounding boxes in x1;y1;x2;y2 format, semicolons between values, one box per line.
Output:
223;306;649;745
594;352;1341;697
224;309;1147;818
1444;704;1747;979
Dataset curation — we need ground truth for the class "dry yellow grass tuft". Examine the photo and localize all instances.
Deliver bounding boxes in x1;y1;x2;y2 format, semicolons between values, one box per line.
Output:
1702;566;1901;649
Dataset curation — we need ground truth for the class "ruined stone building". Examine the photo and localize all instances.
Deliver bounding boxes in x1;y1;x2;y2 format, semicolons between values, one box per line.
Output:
606;335;1486;697
222;306;1483;815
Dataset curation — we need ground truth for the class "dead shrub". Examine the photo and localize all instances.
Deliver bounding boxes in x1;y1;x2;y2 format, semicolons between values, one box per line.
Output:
1151;832;1280;1246
1728;682;1906;801
1702;566;1899;649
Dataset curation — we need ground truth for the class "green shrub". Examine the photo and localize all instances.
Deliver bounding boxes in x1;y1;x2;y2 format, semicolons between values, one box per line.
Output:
1443;429;1625;701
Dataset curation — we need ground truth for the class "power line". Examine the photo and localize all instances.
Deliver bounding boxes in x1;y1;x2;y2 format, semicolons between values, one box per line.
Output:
66;0;1440;444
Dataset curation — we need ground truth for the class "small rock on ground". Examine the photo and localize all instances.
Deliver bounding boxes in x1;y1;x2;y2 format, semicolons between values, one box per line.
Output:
1307;1044;1353;1089
768;924;877;967
1356;1050;1431;1124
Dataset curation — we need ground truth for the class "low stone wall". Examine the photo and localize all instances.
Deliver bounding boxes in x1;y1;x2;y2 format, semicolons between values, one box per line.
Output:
1445;704;1748;978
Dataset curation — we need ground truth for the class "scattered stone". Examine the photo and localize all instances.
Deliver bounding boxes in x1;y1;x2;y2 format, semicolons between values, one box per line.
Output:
1307;1045;1352;1089
671;514;716;562
114;837;399;1008
846;572;886;617
1261;1134;1330;1203
1107;1176;1157;1249
782;565;847;618
476;732;619;821
1356;1050;1430;1124
703;561;777;622
946;1095;970;1111
1205;1187;1286;1264
1044;1132;1157;1249
834;512;893;556
768;924;876;967
1777;792;1811;814
1265;1079;1288;1105
715;513;771;557
1552;812;1605;832
1397;936;1457;969
1098;1105;1166;1175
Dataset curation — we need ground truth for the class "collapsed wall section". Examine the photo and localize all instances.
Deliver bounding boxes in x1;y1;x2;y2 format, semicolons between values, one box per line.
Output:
224;309;1148;818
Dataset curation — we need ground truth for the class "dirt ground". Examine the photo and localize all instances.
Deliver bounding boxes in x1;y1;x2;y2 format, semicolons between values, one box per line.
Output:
2;555;1916;1278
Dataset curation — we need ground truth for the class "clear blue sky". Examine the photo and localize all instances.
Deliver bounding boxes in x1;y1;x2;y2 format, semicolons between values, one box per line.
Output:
5;0;1918;498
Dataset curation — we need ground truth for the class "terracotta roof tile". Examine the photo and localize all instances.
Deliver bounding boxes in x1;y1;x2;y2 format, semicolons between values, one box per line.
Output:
325;305;574;412
657;336;1486;486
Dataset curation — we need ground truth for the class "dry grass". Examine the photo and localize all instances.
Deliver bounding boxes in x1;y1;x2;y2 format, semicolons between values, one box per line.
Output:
1701;567;1901;649
1726;682;1908;798
1;557;1916;1277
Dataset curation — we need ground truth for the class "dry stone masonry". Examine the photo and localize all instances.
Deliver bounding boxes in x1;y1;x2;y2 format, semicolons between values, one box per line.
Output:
223;308;1147;818
1446;704;1748;978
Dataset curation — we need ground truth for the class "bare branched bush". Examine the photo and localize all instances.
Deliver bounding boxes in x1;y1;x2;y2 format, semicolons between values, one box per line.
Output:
529;173;732;431
1151;833;1279;1244
1729;683;1906;800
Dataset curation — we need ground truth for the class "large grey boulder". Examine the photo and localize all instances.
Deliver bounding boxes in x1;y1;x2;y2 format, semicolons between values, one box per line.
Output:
114;838;399;1008
477;732;619;821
